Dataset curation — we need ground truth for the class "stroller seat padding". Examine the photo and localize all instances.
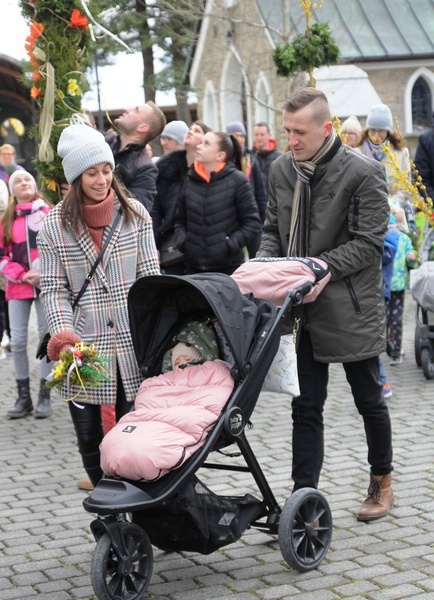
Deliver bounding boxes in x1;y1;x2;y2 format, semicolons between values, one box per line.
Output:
100;360;234;482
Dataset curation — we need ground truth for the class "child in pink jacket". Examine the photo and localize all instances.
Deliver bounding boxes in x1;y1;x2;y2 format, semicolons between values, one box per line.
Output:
0;170;51;418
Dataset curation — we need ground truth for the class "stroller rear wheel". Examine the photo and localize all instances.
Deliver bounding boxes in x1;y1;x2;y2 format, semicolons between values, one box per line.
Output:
421;347;434;380
91;522;153;600
278;487;332;572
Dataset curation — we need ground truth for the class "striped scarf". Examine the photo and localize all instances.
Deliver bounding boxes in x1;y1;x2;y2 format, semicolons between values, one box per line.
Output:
288;129;341;257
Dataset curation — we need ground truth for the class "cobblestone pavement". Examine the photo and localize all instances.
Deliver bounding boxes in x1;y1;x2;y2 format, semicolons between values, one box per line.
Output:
1;290;434;600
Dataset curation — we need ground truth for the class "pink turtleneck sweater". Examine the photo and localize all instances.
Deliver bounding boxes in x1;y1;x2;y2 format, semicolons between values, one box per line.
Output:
82;189;115;252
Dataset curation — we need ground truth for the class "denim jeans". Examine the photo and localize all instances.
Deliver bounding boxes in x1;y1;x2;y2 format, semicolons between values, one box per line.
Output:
8;298;52;380
379;356;387;386
291;329;393;491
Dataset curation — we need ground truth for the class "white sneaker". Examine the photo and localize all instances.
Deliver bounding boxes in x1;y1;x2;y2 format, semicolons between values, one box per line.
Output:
0;347;6;361
1;333;10;348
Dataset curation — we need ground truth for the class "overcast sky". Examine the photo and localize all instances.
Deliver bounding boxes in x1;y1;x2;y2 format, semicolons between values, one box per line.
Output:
1;0;183;112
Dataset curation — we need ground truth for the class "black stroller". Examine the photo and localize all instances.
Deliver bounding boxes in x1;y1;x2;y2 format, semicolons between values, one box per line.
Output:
83;273;332;600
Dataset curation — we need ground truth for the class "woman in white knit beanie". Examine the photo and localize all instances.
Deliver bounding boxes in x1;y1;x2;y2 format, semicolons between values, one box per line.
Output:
340;115;362;148
355;103;411;196
37;123;160;489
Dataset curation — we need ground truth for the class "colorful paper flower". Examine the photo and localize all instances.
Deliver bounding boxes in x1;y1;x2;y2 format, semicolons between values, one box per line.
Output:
45;178;58;192
30;86;41;99
67;78;82;96
70;9;89;30
30;21;44;38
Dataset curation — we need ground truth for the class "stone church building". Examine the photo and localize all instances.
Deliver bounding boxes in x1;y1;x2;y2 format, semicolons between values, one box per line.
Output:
188;0;434;155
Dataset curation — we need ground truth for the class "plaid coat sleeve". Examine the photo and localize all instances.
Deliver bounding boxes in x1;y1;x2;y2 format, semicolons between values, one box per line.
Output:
37;199;161;405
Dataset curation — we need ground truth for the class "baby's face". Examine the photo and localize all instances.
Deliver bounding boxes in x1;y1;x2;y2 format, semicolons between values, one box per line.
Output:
173;355;195;370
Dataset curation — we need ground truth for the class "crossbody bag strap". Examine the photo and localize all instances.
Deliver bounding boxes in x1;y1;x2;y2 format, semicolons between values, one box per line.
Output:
71;208;122;310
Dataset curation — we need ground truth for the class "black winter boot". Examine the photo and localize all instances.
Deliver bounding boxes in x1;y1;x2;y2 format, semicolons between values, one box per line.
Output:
35;379;51;419
7;378;33;419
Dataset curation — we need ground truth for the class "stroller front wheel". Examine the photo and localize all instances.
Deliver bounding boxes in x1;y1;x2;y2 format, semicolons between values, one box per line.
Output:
278;487;332;572
91;522;153;600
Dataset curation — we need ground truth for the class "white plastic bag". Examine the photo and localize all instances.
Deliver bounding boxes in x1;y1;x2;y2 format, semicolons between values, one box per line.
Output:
262;334;300;397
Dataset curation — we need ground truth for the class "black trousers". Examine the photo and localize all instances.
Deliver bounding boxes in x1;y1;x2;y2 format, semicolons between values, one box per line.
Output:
292;329;393;491
68;367;131;486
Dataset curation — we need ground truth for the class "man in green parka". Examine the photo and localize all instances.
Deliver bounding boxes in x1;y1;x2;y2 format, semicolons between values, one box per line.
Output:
257;88;393;522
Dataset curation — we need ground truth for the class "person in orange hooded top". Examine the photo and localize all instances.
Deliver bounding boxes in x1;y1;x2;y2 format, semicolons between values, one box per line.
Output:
174;131;261;275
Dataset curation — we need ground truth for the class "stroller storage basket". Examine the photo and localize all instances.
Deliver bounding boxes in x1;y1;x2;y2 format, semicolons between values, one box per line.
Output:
133;475;265;554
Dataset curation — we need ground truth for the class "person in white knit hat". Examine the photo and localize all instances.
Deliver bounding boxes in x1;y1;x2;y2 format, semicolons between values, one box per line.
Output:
159;120;189;156
37;123;160;490
355;103;411;196
171;341;203;370
340;115;362;148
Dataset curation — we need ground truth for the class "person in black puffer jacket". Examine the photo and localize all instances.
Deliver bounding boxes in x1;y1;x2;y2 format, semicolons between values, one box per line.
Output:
151;122;212;274
174;132;262;275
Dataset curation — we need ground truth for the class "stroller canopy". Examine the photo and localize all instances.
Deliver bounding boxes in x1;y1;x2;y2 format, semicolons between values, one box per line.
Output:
127;273;276;380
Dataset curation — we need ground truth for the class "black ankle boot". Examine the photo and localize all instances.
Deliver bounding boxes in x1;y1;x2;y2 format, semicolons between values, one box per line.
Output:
7;378;33;419
35;379;51;419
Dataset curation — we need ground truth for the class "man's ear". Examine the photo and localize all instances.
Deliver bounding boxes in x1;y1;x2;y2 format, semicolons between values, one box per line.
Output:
137;122;150;134
324;121;333;136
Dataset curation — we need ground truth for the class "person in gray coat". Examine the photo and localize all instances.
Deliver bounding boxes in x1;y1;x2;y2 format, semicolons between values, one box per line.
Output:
257;88;393;522
38;124;160;487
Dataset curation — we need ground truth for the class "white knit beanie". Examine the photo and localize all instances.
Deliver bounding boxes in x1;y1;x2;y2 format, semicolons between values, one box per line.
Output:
366;104;393;131
341;115;362;136
57;124;115;184
161;121;189;145
171;342;202;369
8;169;37;197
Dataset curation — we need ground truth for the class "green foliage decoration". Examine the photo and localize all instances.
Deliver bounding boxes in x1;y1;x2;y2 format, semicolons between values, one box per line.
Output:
273;22;339;81
19;0;94;203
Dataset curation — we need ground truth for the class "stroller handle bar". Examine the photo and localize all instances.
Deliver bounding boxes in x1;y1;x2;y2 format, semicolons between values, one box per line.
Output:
282;281;313;312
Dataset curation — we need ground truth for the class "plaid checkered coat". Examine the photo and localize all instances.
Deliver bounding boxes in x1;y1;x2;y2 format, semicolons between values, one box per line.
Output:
37;198;160;405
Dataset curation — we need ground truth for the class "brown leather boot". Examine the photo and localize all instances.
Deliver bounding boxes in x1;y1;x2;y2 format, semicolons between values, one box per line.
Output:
357;473;393;521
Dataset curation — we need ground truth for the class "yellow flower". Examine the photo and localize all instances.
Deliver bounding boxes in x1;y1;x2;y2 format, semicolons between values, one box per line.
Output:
53;361;65;380
45;178;57;192
380;141;432;215
67;78;82;96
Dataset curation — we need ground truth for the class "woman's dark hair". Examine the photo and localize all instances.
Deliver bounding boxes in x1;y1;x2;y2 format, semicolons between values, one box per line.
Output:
60;171;145;233
191;120;212;135
358;128;407;151
214;132;243;171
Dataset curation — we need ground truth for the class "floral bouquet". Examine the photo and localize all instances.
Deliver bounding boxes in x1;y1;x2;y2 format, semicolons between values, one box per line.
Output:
45;343;110;403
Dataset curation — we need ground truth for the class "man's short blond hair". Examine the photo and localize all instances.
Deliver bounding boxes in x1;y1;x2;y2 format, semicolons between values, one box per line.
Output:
145;101;166;143
283;88;331;126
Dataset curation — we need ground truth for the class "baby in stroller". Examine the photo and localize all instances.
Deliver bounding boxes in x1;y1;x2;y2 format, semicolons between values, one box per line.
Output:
100;320;235;482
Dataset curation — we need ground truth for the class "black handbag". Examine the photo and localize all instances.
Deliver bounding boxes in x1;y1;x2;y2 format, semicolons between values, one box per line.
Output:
36;209;122;360
159;233;184;268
